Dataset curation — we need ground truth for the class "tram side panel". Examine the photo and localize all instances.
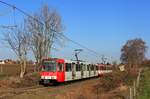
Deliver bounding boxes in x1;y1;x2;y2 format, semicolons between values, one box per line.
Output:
65;62;99;82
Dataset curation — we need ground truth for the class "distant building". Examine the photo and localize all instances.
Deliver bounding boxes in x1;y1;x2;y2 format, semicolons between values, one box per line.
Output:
0;60;5;64
4;59;16;64
118;65;125;71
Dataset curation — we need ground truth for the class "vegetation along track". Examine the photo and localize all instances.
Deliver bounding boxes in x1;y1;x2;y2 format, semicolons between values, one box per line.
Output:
0;85;44;99
0;77;100;99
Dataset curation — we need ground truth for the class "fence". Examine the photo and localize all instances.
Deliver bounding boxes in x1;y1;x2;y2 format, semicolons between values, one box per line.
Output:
128;68;143;99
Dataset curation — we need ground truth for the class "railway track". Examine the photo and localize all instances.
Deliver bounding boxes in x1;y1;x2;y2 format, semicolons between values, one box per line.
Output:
0;77;100;99
0;85;44;99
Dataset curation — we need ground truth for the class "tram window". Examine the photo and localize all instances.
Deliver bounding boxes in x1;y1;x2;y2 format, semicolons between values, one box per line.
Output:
88;65;91;71
87;65;89;71
94;65;97;70
91;65;94;71
87;65;91;71
72;63;75;70
94;65;95;70
96;66;99;70
90;65;92;70
106;66;112;70
82;64;86;71
89;65;90;71
58;63;64;71
100;66;103;70
76;64;81;71
66;63;72;72
92;65;95;70
92;65;94;70
81;63;84;71
100;66;106;70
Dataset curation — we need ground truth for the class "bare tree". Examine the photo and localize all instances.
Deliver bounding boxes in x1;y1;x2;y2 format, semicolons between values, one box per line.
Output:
4;27;29;78
26;5;64;71
120;38;147;68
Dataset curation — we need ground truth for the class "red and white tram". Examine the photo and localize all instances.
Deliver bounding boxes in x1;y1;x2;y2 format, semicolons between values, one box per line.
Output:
40;58;112;85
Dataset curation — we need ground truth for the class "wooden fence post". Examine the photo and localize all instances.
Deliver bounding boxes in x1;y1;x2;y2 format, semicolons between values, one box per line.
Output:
136;68;142;88
130;87;133;99
133;81;136;99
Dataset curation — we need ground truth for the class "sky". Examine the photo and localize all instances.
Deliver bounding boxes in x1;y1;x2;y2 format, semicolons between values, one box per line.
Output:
0;0;150;63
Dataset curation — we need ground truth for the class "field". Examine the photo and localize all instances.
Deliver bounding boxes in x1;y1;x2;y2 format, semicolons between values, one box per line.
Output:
0;64;34;76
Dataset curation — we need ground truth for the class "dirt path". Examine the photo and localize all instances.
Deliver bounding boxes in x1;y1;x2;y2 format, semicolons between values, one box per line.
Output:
0;78;100;99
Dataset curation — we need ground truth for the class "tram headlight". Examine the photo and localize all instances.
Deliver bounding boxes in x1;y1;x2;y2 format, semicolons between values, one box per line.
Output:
41;76;45;79
41;76;56;79
51;76;56;79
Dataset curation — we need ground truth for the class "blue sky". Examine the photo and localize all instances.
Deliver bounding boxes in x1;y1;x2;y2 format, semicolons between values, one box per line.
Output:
0;0;150;63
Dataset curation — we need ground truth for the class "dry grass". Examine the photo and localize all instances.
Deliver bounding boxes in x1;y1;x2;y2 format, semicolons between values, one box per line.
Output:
0;65;135;99
0;64;34;76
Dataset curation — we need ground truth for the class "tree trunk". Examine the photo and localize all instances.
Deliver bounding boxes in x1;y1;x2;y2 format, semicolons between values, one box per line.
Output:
20;60;26;78
34;58;38;72
20;62;24;78
38;58;42;71
20;71;25;78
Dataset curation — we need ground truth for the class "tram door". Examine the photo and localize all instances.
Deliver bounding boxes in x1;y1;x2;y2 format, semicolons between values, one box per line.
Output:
72;63;76;79
81;64;84;78
57;62;65;82
87;65;91;77
94;65;96;75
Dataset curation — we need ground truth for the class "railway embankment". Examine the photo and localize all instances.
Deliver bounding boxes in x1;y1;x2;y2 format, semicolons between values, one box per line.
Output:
0;67;148;99
0;71;128;99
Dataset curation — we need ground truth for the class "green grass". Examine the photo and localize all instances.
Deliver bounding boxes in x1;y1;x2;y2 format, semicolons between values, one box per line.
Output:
138;68;150;99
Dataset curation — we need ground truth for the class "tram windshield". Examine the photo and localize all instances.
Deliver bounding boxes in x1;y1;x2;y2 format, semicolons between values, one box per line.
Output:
42;60;57;72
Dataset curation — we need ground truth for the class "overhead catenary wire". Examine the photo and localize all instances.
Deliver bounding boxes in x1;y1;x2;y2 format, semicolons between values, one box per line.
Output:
0;0;44;25
0;0;102;58
61;34;100;56
12;5;16;27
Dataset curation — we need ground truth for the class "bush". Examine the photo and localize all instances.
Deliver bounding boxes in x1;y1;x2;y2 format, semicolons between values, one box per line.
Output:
95;69;139;92
97;71;122;91
124;68;138;86
10;72;40;88
23;72;40;85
